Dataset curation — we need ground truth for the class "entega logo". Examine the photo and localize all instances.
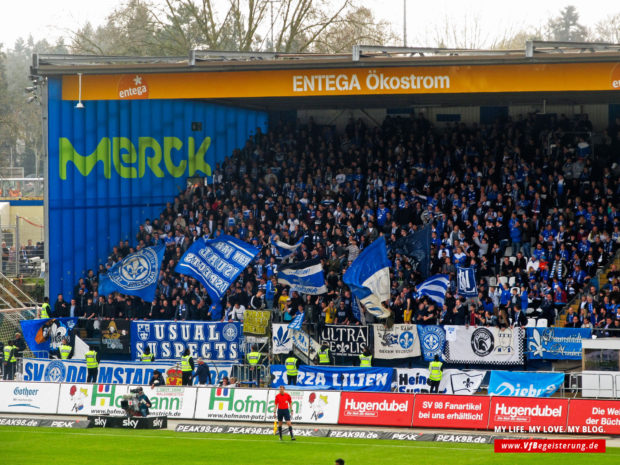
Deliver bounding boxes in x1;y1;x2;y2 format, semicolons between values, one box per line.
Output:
59;136;212;179
118;75;149;99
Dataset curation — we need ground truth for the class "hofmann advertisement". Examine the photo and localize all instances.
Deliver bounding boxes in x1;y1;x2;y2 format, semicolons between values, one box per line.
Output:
194;388;269;422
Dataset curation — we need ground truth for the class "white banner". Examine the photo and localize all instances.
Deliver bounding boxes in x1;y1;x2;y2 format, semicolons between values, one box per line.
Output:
130;385;197;418
395;369;485;394
0;382;60;414
292;329;321;361
272;324;293;354
445;326;524;365
373;324;421;359
57;384;129;416
266;389;340;424
194;388;269;422
21;358;233;386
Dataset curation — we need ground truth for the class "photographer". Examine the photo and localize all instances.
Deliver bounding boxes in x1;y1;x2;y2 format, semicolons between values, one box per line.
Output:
135;387;151;417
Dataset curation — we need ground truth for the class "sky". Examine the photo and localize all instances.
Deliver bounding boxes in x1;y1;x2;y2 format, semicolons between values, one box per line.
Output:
0;0;617;51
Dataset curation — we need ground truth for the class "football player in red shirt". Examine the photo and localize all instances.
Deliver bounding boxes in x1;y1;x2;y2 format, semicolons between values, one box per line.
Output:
274;385;295;441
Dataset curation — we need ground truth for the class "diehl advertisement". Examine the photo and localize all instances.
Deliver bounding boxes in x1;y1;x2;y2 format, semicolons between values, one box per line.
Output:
47;77;267;300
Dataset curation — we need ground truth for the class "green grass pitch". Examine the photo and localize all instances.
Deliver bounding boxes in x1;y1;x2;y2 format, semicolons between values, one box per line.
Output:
1;426;619;465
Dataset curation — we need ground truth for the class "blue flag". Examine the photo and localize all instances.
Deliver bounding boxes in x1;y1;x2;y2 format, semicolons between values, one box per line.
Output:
20;317;78;353
415;274;450;306
271;235;305;260
278;258;327;295
288;312;305;331
457;266;478;298
392;224;431;279
98;244;164;302
175;235;260;304
343;236;391;319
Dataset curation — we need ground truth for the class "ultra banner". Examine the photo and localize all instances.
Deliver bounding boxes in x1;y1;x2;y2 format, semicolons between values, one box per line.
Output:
320;325;369;357
445;326;524;365
527;327;591;360
22;358;233;385
488;371;564;397
373;324;421;359
131;321;241;361
395;369;485;395
270;365;393;391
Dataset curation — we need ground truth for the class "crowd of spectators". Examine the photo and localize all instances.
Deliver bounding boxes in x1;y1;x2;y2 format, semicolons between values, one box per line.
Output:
54;112;620;337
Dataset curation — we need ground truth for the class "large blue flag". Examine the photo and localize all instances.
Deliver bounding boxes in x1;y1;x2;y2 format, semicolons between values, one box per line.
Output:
343;236;391;319
175;235;260;304
98;244;164;302
288;312;305;331
277;258;327;295
392;224;431;279
415;274;450;306
20;317;79;353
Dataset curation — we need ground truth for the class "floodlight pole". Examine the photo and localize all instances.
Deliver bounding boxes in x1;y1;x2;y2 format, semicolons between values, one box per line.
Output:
403;0;407;47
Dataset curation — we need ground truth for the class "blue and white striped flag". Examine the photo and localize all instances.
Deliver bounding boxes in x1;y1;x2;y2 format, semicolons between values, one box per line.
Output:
271;235;306;260
343;236;391;319
415;274;450;307
278;258;327;295
288;312;305;331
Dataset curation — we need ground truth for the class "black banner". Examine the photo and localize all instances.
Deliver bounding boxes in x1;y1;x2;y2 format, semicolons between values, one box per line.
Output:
0;417;90;428
174;424;329;437
100;319;132;354
320;325;369;356
88;415;167;429
433;433;494;444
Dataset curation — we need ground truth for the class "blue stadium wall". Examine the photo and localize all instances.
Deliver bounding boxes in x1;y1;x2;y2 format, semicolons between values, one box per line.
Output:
47;77;267;300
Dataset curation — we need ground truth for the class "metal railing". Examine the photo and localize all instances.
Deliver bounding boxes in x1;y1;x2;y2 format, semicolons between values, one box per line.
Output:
567;372;620;399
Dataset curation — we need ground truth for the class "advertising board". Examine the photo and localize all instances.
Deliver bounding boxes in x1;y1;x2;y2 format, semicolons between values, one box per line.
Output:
566;399;620;435
488;397;569;433
338;392;414;427
266;389;340;425
194;388;269;422
0;382;60;414
411;394;490;429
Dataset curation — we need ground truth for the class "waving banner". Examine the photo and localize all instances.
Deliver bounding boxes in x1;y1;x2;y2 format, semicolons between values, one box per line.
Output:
20;318;78;353
372;324;421;359
456;266;478;298
395;368;485;395
445;326;524;365
270;365;393;391
527;327;591;360
98;244;164;302
278;258;327;295
343;236;391;318
175;235;259;304
417;325;446;361
131;321;241;361
243;310;271;337
319;325;369;357
488;371;564;397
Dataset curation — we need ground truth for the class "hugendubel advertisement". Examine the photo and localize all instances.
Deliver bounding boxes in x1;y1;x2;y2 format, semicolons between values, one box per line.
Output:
338;392;414;427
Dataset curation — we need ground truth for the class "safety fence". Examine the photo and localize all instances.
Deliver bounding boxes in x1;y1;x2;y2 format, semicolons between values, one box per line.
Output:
0;382;618;435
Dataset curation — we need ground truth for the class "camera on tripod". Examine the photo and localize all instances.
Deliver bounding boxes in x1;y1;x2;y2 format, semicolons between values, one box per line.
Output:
120;388;145;417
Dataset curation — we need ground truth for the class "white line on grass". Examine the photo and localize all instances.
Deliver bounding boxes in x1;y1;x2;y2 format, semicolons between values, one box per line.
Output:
8;430;620;455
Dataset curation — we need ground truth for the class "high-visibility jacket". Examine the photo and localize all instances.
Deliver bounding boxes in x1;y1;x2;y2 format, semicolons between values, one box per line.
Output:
140;353;154;362
428;361;443;381
285;357;298;376
4;345;16;363
85;350;98;369
60;344;72;360
247;351;261;366
181;355;192;372
359;354;372;367
41;303;51;319
318;349;330;364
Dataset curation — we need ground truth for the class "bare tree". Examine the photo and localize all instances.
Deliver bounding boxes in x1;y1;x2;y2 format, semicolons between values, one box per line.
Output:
592;13;620;43
429;12;490;49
